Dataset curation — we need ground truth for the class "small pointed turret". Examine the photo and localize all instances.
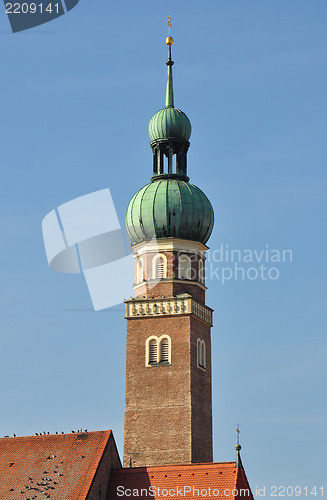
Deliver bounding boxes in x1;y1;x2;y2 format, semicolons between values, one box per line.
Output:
235;424;244;470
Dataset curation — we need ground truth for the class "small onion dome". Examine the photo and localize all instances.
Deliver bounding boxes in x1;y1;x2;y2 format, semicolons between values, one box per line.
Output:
125;178;214;245
148;107;191;142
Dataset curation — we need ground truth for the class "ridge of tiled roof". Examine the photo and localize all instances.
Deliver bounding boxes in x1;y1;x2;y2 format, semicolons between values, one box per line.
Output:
0;430;113;500
107;461;254;499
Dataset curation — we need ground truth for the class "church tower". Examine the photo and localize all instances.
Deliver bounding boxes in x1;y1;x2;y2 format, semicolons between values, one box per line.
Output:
123;23;215;468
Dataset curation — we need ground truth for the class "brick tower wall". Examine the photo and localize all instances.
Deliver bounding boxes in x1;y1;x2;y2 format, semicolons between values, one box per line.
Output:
190;315;213;463
123;312;212;467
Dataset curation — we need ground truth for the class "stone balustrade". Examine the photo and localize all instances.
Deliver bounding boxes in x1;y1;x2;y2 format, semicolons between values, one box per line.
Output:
125;295;213;326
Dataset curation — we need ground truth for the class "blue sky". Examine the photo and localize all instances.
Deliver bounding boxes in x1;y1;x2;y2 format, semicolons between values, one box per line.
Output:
0;0;326;495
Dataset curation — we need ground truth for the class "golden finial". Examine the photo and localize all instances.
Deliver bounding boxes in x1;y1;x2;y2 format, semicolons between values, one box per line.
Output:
166;12;174;46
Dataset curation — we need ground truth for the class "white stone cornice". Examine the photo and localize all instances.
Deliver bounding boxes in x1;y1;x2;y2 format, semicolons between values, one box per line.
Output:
131;238;208;258
133;278;207;292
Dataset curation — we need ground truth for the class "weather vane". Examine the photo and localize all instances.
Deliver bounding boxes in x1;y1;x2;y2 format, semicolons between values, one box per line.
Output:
166;13;174;47
168;12;172;36
236;423;240;445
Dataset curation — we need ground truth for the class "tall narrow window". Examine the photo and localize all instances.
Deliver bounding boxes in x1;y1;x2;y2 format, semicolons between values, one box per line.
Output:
160;338;169;363
178;254;192;280
149;339;158;364
197;338;206;369
152;254;167;279
172;154;177;174
137;258;144;284
202;341;206;369
156;257;164;278
197;339;201;366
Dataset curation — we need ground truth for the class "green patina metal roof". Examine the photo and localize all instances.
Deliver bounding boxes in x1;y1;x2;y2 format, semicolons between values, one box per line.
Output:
148;46;191;143
125;178;214;245
148;107;191;142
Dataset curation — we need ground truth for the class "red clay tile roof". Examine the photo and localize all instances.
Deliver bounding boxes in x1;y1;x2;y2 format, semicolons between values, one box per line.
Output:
107;462;254;499
0;430;112;500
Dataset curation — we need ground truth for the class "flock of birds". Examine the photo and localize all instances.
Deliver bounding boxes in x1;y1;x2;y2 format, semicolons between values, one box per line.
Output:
3;430;88;437
8;454;65;499
4;429;89;497
6;443;88;499
35;429;88;435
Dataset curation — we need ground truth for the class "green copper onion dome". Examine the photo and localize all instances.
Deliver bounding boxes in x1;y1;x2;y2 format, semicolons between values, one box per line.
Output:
126;178;214;245
149;107;191;142
125;28;214;246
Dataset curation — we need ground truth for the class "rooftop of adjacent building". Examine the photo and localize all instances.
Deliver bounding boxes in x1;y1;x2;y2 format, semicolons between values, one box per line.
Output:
0;430;120;500
107;461;254;500
0;429;252;500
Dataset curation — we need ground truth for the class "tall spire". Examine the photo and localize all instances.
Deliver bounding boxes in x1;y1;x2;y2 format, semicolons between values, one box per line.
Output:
165;13;174;108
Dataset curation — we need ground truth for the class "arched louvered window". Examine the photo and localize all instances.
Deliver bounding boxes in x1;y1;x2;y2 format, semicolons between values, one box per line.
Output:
197;339;201;366
198;259;204;284
146;335;171;366
152;254;167;280
160;337;169;363
197;338;206;369
137;258;144;284
178;254;192;280
149;339;158;364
